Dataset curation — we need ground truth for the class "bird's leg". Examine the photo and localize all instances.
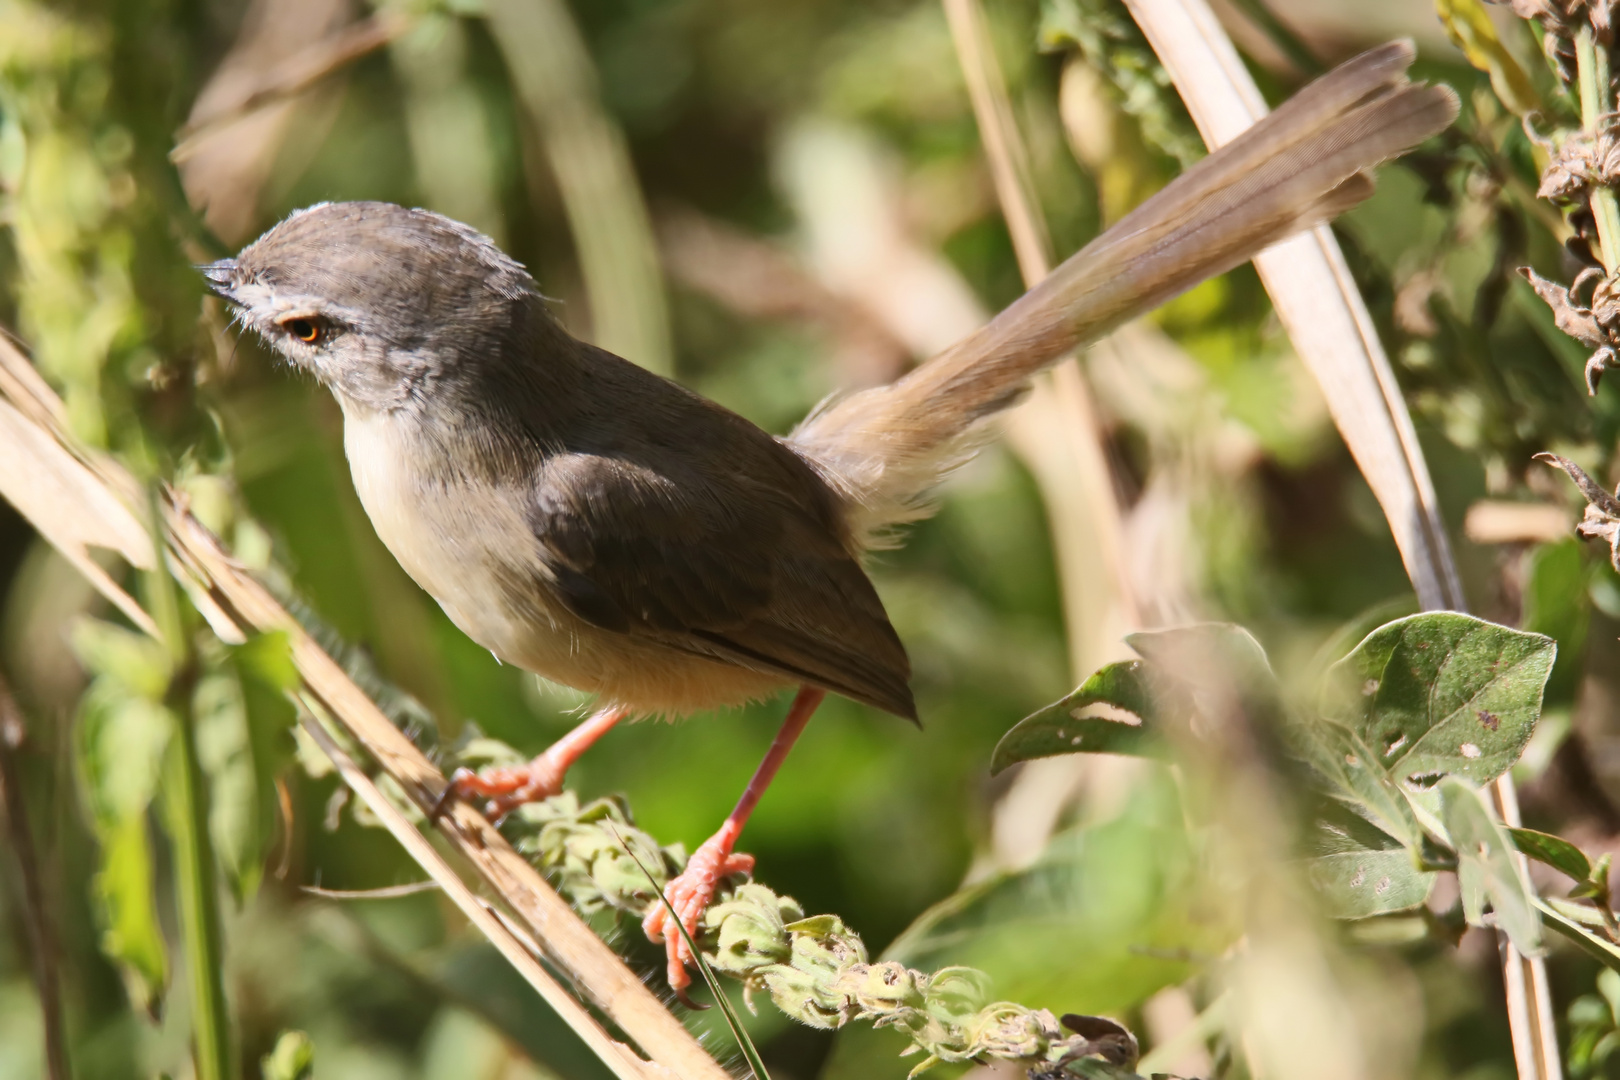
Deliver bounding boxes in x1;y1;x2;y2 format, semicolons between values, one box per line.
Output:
433;704;629;820
644;685;826;993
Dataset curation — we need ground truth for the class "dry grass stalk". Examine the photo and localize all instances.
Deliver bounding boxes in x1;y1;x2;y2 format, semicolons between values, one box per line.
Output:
0;338;730;1080
294;710;677;1080
942;0;1144;646
1117;1;1559;1076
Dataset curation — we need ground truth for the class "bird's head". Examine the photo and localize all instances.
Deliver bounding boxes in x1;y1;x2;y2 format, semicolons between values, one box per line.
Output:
204;201;538;411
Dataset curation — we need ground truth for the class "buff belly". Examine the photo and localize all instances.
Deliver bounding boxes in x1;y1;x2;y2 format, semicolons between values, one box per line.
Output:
340;407;790;716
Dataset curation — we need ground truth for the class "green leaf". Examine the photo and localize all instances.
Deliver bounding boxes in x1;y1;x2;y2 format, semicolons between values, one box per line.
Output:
1578;853;1616;901
1509;827;1592;882
990;660;1163;775
992;624;1284;776
1441;779;1542;955
1536;898;1620;973
93;812;169;1017
261;1030;314;1080
77;685;174;821
1305;804;1435;918
1435;0;1542;117
1323;613;1555;787
74;679;175;1015
70;616;172;699
1305;724;1426;851
231;631;299;692
883;771;1235;1015
194;667;262;899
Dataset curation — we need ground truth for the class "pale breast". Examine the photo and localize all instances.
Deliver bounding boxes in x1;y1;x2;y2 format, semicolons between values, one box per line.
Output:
338;406;789;716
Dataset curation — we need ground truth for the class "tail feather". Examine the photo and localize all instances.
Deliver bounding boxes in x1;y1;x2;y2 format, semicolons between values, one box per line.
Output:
790;40;1458;548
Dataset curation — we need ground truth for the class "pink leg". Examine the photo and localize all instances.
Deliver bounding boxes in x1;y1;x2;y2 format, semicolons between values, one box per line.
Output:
643;685;827;994
433;705;629;820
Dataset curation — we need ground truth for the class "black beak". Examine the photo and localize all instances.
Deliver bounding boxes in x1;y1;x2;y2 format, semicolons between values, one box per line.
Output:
198;259;239;298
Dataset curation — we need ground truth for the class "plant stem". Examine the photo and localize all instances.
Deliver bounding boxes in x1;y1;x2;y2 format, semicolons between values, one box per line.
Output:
143;488;232;1080
0;674;71;1080
1577;24;1620;274
163;659;232;1080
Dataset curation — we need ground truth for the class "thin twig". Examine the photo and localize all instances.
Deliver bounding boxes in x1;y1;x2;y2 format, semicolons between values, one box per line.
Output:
299;881;441;900
0;674;71;1080
1115;3;1559;1077
172;10;411;154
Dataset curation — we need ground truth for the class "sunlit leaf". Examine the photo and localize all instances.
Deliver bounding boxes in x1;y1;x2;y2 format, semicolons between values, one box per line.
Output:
1304;724;1426;851
194;666;261;898
990;660;1163;775
94;811;168;1017
1323;613;1555;787
75;677;175;1015
70;615;172;699
261;1030;314;1080
77;685;173;820
231;630;299;691
1435;0;1542;117
1441;778;1542;955
200;634;301;901
1306;802;1435;918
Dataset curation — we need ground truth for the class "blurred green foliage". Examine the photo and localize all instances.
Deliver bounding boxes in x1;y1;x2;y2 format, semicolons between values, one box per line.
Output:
1;0;1618;1078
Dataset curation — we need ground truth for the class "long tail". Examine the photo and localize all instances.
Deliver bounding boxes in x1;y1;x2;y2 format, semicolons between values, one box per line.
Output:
789;40;1458;547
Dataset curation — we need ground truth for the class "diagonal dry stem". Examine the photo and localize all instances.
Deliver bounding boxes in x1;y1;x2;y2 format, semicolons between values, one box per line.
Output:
0;339;729;1080
295;709;677;1080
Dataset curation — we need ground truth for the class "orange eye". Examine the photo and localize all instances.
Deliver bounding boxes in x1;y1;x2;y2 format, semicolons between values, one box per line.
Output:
284;317;322;344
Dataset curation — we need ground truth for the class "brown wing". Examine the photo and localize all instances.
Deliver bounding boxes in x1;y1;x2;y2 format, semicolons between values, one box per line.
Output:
525;429;917;722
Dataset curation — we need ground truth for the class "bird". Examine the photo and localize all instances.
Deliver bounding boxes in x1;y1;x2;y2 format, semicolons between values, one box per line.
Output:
202;41;1456;993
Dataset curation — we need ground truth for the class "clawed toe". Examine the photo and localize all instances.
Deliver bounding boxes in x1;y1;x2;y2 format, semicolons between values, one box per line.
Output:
643;840;756;992
429;759;565;823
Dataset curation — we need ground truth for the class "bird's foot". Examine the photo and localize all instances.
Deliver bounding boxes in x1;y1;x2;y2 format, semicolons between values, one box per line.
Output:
431;705;630;823
431;752;568;822
643;835;755;995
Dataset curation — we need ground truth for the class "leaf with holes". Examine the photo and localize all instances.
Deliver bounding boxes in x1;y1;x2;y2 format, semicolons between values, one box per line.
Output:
1442;779;1542;955
1322;613;1554;789
990;660;1164;775
1304;724;1426;852
1306;802;1435;918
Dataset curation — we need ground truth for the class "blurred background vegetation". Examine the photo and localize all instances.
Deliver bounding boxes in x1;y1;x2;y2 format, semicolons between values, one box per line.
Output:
1;0;1617;1077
